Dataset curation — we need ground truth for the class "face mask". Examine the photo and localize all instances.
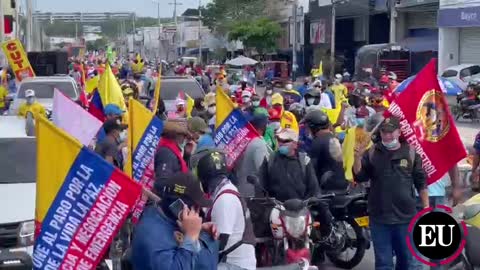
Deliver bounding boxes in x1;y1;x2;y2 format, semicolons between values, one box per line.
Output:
269;122;281;131
242;97;251;103
278;145;290;155
208;106;216;115
179;140;187;151
119;130;127;142
382;139;399;150
266;90;273;95
252;101;260;107
355;118;366;127
306;98;315;106
286;84;293;90
26;97;34;105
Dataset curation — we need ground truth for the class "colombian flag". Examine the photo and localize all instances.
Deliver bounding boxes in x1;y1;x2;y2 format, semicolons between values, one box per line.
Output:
88;64;127;121
125;99;164;222
33;116;141;270
215;86;259;168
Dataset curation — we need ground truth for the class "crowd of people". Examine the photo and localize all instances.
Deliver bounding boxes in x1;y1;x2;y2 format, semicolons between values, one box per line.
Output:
3;51;478;270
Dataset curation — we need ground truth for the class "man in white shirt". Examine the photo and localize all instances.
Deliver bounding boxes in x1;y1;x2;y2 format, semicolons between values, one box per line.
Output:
191;149;257;270
304;88;332;111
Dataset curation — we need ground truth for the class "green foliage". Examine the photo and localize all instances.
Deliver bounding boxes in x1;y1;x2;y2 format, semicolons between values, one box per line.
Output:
86;38;109;51
228;18;281;55
200;0;266;35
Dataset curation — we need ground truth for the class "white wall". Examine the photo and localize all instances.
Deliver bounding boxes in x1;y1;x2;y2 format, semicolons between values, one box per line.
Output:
438;27;459;73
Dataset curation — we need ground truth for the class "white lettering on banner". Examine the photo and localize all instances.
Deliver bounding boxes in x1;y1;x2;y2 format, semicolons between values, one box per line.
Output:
461;11;478;21
32;164;96;269
389;103;437;177
132;125;160;181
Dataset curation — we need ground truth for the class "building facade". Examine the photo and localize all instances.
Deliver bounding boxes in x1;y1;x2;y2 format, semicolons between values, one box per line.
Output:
438;0;480;73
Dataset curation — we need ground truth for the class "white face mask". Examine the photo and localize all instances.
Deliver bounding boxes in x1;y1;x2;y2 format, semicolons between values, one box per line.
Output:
119;130;127;142
285;84;293;90
266;90;273;95
306;98;315;106
252;101;260;107
269;122;281;131
242;97;251;103
26;97;35;105
208;106;216;115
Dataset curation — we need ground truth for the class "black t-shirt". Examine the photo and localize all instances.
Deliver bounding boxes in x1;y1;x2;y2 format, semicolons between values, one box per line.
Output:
95;136;121;168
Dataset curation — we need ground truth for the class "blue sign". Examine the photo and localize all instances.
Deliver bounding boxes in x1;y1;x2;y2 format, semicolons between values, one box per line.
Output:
438;6;480;27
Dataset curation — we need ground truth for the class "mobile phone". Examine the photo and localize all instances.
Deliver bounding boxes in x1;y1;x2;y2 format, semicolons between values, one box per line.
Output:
169;199;187;219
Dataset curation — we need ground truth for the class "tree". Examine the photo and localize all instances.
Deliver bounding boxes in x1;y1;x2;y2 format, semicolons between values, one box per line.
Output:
86;38;109;51
228;18;281;55
201;0;266;35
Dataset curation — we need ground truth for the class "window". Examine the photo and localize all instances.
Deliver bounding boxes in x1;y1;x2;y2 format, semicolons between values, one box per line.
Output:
0;138;36;184
160;79;204;100
18;81;77;99
462;66;480;78
441;70;458;78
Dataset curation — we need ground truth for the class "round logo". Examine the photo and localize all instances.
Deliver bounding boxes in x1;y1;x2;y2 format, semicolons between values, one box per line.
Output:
407;206;467;266
415;90;450;142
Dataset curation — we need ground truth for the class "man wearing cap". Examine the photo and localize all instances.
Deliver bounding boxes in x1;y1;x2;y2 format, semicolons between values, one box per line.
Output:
203;93;216;130
353;116;428;270
235;113;271;197
331;74;348;106
187;117;215;155
131;172;219;270
154;121;191;193
95;119;127;168
18;89;47;117
270;93;300;134
259;128;320;202
96;104;126;143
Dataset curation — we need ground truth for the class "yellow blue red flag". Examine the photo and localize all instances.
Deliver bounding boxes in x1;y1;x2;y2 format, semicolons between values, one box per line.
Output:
88;64;127;121
33;116;141;269
125;99;164;222
215;87;259;168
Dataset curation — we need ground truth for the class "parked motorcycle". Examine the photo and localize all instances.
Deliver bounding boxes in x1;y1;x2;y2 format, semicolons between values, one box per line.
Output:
246;176;334;266
454;90;480;121
310;191;370;269
448;194;480;270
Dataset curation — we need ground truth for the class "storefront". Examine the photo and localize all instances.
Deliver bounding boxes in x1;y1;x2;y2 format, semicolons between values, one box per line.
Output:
438;1;480;72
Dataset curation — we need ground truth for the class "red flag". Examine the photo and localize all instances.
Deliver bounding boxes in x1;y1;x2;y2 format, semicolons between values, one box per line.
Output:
387;59;467;185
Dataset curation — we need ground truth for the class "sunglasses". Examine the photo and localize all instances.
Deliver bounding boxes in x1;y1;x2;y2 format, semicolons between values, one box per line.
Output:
277;138;294;144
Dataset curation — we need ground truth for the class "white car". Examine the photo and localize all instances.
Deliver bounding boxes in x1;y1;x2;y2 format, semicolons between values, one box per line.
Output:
441;64;480;90
0;116;36;268
9;76;80;116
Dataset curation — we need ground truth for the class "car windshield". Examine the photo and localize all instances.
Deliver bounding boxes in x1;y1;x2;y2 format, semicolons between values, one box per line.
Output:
18;81;77;99
160;79;205;100
441;70;458;78
461;66;480;78
0;138;36;184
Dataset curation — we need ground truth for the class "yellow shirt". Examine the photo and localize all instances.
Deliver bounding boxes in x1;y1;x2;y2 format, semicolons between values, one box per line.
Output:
18;101;47;118
331;84;348;106
0;86;7;109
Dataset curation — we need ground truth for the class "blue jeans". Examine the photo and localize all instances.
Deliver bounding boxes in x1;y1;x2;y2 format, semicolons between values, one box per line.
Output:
370;221;412;270
410;196;447;270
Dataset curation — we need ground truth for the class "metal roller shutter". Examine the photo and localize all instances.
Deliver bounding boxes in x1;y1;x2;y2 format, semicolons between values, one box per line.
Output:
406;11;437;29
460;28;480;64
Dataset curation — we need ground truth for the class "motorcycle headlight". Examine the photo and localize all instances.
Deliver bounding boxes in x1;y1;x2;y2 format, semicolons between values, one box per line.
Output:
18;220;35;247
283;216;307;238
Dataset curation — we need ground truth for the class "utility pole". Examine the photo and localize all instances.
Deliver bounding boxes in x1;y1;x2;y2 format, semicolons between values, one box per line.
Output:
389;0;397;43
26;0;33;51
198;0;202;64
169;0;183;59
330;0;336;79
292;0;298;82
0;0;5;43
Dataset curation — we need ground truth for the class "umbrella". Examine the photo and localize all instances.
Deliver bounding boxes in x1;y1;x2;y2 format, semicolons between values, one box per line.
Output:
395;75;462;96
226;55;258;66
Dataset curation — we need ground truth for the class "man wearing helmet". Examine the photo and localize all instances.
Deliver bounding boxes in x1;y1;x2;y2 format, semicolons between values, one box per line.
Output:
303;110;348;191
191;150;257;270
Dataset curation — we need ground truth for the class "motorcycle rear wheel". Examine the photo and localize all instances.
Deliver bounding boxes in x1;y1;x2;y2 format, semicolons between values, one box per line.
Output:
325;218;367;269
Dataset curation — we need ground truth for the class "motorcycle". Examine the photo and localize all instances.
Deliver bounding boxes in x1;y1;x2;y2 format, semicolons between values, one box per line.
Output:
310;191;370;269
448;194;480;270
454;92;480;121
246;176;334;266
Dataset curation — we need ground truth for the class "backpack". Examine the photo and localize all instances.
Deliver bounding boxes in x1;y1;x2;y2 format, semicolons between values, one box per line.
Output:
206;189;256;263
368;145;416;170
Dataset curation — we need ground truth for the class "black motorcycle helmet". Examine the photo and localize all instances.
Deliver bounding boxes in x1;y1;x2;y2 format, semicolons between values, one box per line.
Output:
190;149;229;191
303;110;330;132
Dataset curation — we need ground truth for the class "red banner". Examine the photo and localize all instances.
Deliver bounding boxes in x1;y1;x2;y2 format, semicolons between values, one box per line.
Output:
387;59;467;184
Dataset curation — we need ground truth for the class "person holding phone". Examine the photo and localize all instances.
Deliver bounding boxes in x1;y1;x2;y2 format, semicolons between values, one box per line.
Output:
131;172;219;270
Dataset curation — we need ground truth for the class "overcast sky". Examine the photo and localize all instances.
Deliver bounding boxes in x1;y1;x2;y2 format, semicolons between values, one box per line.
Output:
34;0;205;18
